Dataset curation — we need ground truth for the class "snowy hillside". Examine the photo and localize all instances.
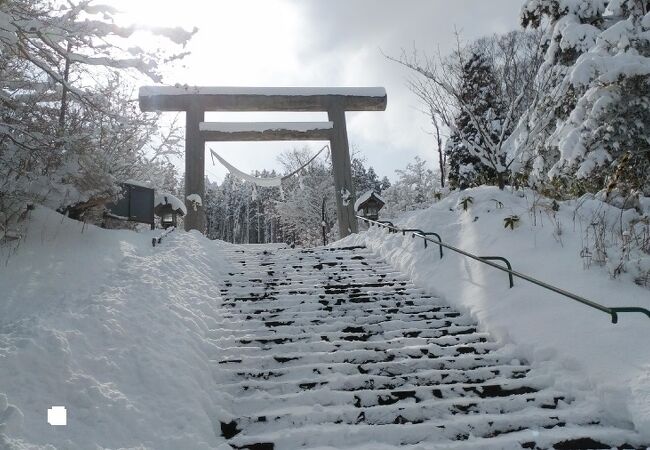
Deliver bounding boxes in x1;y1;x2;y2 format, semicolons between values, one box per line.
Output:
340;186;650;437
0;207;235;449
2;189;649;449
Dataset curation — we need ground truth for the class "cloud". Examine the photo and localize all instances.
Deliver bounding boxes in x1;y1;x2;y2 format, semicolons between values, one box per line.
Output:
281;0;525;178
113;0;525;181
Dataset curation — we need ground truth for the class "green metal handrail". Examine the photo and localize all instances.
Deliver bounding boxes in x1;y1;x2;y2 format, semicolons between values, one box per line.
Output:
357;216;650;324
401;229;444;259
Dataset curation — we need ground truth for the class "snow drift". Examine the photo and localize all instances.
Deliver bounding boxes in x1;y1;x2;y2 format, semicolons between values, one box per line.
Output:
340;186;650;438
0;207;233;449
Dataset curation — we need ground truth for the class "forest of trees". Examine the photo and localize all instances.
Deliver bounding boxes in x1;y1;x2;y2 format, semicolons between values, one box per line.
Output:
396;0;649;200
204;149;396;247
1;0;648;245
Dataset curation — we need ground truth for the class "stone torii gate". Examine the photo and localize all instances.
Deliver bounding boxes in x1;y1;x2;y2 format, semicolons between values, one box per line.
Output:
139;86;387;238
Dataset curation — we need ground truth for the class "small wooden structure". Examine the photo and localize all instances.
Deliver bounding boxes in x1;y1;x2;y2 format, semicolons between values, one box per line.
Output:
139;86;387;237
355;190;385;221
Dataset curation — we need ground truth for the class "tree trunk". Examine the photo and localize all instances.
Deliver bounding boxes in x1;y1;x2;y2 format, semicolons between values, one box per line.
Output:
434;119;446;188
58;41;73;135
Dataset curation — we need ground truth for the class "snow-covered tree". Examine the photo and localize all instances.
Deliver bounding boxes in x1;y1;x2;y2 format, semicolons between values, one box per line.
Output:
276;148;339;247
391;30;543;190
352;156;383;194
382;156;440;215
446;52;503;189
0;0;194;232
511;0;650;196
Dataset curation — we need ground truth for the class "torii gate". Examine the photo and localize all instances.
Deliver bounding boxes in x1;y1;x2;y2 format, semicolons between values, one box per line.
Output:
138;86;387;237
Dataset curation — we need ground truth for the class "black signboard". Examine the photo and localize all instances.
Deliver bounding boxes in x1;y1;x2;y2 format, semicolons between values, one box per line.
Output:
107;183;155;227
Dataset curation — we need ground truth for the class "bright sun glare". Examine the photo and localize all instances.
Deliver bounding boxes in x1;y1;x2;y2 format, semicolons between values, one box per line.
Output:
113;0;183;27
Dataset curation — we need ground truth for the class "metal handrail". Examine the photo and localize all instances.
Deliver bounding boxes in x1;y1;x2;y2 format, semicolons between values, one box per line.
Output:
357;215;650;324
376;221;396;232
480;256;514;288
402;229;444;259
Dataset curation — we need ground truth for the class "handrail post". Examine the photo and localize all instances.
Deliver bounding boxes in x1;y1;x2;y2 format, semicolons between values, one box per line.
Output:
423;232;444;259
479;256;514;288
378;221;395;233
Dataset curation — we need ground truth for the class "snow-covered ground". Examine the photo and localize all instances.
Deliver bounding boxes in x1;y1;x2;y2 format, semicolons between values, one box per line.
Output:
340;186;650;439
2;187;649;448
0;207;234;449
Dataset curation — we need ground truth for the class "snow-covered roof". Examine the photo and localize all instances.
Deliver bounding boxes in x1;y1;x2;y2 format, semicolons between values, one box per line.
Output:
140;86;387;98
199;122;334;133
354;190;385;211
186;194;202;206
154;192;187;215
125;179;153;189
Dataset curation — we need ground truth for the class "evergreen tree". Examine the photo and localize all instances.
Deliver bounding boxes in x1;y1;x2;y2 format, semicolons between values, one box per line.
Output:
446;51;503;189
352;156;383;194
380;176;392;192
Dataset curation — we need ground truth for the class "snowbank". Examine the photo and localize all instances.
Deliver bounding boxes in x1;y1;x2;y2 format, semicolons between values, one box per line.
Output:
341;186;650;437
0;207;234;449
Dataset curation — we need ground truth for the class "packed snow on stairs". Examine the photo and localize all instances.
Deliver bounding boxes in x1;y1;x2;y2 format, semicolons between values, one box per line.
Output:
1;206;647;449
211;244;647;450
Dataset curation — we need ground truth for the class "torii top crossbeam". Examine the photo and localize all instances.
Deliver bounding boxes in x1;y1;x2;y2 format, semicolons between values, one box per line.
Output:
138;86;388;238
139;86;387;112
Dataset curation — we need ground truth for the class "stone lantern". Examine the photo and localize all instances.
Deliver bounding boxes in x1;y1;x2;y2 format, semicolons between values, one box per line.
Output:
355;190;385;221
154;193;186;229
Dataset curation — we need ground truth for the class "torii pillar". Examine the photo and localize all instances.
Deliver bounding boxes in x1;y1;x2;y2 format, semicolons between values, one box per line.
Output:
139;86;387;237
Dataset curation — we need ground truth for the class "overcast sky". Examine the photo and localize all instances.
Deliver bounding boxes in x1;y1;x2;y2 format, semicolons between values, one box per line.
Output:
110;0;525;182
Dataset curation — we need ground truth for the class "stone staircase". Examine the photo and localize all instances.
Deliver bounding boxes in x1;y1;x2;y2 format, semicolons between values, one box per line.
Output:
209;245;644;449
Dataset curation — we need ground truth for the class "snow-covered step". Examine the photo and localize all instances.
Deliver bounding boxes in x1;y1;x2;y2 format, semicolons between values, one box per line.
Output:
209;313;473;336
208;334;492;359
230;389;572;433
211;343;502;372
214;374;548;416
216;373;548;403
224;405;604;449
213;363;532;392
210;244;643;449
212;304;458;324
210;359;530;391
212;325;486;355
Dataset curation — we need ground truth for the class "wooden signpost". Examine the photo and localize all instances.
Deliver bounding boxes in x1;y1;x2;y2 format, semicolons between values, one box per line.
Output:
139;86;387;237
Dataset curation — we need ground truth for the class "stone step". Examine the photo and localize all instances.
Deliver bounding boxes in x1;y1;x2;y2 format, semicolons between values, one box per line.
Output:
225;405;603;449
209;315;477;341
215;371;546;402
213;341;499;369
229;388;570;434
209;333;491;359
214;303;454;321
213;246;645;449
213;361;529;389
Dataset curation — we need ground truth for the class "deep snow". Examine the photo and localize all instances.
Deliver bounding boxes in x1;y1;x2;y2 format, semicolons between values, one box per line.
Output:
340;186;650;439
0;207;234;449
2;186;649;448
